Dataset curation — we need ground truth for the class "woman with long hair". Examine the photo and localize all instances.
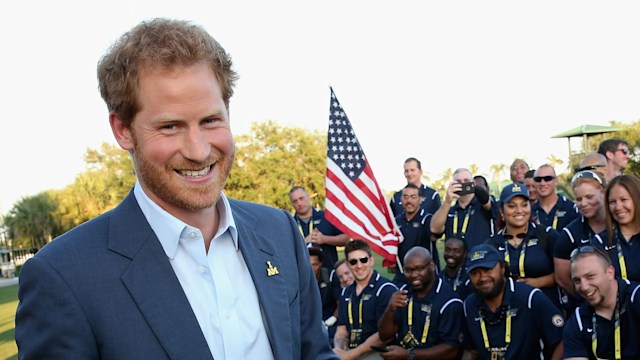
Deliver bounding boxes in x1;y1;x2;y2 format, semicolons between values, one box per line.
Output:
593;174;640;281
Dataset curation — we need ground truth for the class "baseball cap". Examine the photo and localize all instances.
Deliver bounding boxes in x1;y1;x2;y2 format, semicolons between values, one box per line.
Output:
466;244;503;273
499;182;529;204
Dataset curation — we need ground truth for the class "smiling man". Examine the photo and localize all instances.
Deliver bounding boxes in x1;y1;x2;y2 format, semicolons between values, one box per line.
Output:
563;245;640;359
333;240;397;359
462;244;565;360
378;247;464;360
15;18;336;360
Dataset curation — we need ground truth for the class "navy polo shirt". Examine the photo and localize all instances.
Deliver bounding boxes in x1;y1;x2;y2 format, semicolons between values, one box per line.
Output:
390;184;442;218
294;208;344;270
553;216;597;260
592;226;640;282
563;279;640;359
392;278;464;350
439;268;472;300
318;267;337;321
444;197;499;250
395;210;439;270
486;222;561;308
337;271;397;346
531;195;579;231
463;278;564;360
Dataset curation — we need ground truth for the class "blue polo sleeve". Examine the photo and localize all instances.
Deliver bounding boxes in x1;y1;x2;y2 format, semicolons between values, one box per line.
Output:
562;308;589;359
531;288;564;348
437;298;465;348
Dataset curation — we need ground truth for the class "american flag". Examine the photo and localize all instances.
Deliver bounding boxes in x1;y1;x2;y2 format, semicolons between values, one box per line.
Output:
324;87;401;267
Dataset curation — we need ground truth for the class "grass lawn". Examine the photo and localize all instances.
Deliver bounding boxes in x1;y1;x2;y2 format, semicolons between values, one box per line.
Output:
0;284;18;360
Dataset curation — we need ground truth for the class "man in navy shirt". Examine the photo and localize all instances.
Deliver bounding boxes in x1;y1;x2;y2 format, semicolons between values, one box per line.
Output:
440;237;472;300
431;168;499;250
463;244;565;360
334;240;397;358
563;245;640;359
531;164;579;231
394;184;439;280
378;247;464;360
390;157;441;218
290;186;349;270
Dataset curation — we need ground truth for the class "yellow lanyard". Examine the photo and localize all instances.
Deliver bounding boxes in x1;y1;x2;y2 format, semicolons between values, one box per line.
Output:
453;208;471;238
298;219;313;237
503;239;527;278
591;303;621;360
479;308;512;351
347;296;363;329
615;240;628;280
407;298;432;344
535;210;559;229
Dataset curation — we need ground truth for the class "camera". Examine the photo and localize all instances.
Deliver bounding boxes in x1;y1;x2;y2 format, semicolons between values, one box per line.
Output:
455;181;475;195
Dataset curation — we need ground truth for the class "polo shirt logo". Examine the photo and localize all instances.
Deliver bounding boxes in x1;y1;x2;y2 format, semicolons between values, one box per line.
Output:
557;211;566;217
362;294;372;301
526;239;538;247
421;304;432;313
412;222;419;228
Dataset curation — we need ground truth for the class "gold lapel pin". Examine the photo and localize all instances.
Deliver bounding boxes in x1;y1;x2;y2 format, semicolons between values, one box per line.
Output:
266;261;279;276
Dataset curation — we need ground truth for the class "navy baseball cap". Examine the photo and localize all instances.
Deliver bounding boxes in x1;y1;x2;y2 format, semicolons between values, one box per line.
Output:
466;244;504;273
499;182;529;204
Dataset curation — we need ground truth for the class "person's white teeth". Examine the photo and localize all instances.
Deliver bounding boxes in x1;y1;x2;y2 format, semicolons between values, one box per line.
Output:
180;166;211;177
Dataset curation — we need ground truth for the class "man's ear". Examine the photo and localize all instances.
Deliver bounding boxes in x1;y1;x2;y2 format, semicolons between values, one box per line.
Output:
109;112;134;151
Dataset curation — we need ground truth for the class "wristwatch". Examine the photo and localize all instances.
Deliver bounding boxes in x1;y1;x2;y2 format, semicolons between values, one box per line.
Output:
408;348;415;360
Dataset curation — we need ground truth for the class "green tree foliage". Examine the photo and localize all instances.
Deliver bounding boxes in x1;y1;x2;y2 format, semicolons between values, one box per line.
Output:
225;121;327;210
5;192;61;249
52;143;136;232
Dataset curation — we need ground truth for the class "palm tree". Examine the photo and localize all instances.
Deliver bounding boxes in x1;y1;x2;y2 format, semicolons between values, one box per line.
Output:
469;163;480;176
490;163;507;190
547;154;565;173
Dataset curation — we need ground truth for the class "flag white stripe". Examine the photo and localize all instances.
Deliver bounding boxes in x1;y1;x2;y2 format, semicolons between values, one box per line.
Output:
326;160;393;232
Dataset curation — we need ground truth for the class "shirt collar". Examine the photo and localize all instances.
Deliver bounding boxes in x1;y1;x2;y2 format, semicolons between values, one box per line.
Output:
133;181;238;259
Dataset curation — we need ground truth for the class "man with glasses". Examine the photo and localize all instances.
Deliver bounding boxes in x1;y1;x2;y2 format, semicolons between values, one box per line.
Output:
576;153;608;176
390;157;442;218
531;164;579;231
598;138;632;181
393;184;439;284
563;245;640;359
377;247;465;360
462;244;565;360
334;240;397;359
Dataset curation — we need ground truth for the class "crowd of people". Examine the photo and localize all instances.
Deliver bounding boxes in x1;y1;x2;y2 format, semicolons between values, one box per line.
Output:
13;16;640;360
299;139;640;359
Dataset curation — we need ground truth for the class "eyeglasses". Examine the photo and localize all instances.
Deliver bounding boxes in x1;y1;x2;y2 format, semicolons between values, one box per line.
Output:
616;148;630;155
348;256;370;266
569;245;610;261
533;175;556;183
571;170;604;187
403;263;430;275
503;233;526;240
577;164;606;172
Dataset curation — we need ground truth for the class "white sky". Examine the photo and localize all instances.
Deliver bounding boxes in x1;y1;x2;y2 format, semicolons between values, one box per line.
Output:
2;1;640;214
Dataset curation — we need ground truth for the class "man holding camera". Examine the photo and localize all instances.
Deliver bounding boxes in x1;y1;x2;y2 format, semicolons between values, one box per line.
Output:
431;168;499;250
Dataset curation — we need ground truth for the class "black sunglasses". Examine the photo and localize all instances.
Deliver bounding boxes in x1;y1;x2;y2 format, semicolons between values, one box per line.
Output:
571;170;604;187
616;148;630;155
504;232;526;240
533;175;556;183
570;245;610;261
348;256;370;266
577;164;606;172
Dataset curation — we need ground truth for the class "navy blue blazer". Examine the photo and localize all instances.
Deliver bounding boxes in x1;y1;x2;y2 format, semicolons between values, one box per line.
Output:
15;191;337;360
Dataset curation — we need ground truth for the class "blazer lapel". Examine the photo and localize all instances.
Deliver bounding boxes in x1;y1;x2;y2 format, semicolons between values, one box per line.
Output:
109;193;213;360
232;204;293;360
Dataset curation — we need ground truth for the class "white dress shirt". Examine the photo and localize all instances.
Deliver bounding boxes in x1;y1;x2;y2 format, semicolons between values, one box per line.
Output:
135;182;274;359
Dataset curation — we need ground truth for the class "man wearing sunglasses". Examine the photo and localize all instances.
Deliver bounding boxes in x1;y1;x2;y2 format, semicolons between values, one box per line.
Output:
377;247;464;360
334;240;398;359
462;244;565;360
598;138;632;181
563;245;640;359
576;153;608;177
531;164;579;231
